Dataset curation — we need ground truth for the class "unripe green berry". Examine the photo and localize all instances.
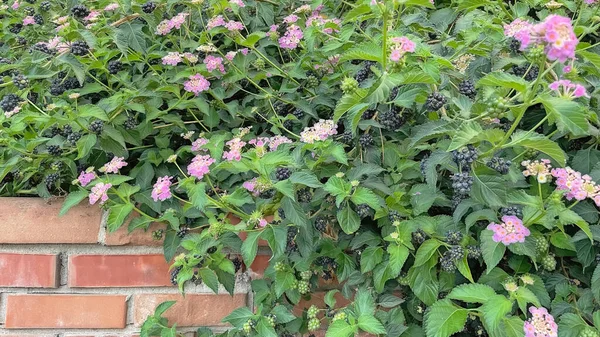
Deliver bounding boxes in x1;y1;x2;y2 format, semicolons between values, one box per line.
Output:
333;312;347;322
301;270;312;280
308;305;319;318
341;77;359;94
298;280;310;294
274;261;286;272
541;254;557;271
308;317;320;331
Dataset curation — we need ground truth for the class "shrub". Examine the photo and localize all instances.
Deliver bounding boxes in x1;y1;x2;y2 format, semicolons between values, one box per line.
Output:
2;0;600;336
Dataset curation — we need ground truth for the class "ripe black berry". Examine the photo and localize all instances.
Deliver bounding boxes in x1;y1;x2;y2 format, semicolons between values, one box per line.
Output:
354;61;375;83
33;14;43;25
356;204;371;218
62;125;73;137
508;38;521;54
291;108;304;119
445;230;463;245
512;64;539;81
286;227;299;253
47;145;62;156
359;133;373;147
458;80;477;99
67;132;82;144
50;79;66;96
486;156;511;174
63;77;81;90
170;265;182;285
207;246;217;254
275;167;292;181
452;145;478;169
177;226;189;238
314;217;327;232
12;74;29;89
412;229;427;245
378;109;405;130
142;1;156;13
31;42;55;55
420;155;428;176
450;172;474;196
124;116;138;129
362;109;376;120
500;206;523;218
45;172;59;188
259;189;275;199
467;245;482;259
440;251;456;272
71;4;90;18
297;188;312;203
70;40;89;56
388;210;402;223
389;86;399;101
107;60;122;74
0;94;22;112
39;1;50;10
24;7;35;15
231;257;242;272
9;24;23;34
338;130;354;145
425;92;447;111
89;120;104;134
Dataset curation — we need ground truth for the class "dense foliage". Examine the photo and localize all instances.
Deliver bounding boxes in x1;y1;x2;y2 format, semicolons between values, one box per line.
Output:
2;0;600;336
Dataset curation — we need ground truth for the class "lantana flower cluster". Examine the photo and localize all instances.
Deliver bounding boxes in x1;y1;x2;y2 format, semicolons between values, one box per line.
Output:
389;36;416;62
156;12;189;35
549;80;588;98
504;14;578;62
551;167;600;206
487;215;530;245
151;176;173;202
522;159;553;183
300;120;338;143
523;307;558;337
242;177;271;196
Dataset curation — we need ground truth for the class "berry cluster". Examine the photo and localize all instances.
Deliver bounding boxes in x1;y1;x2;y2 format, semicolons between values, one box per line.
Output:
378;110;405;130
177;226;189;238
12;74;29;89
362;108;376;120
315;256;338;281
231;257;242;273
512;64;539;81
39;1;50;11
450;172;474;196
0;94;22;113
486;156;511;174
500;206;523;218
45;173;59;189
388;210;402;223
89;120;104;134
580;328;600;337
67;132;82;145
356;204;371;218
359;133;373;147
452;145;478;169
534;237;549;255
458;80;477;99
466;245;482;259
354;61;375;83
275;167;292;181
412;229;428;245
484;97;509;119
70;41;90;56
445;230;463;245
440;246;464;272
305;75;319;88
71;5;90;18
152;229;164;240
107;60;122;74
47;145;62;156
338;130;354;145
170;265;182;285
541;253;556;271
124;116;138;129
242;319;256;334
297;187;312;203
425;92;447;111
141;1;156;13
286;227;299;253
314;217;327;232
340;77;359;94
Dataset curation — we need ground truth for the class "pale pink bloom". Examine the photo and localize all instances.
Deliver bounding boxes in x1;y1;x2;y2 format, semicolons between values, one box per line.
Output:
585;0;597;3
551;167;600;203
283;14;299;23
84;10;101;22
204;55;225;73
523;307;557;337
183;74;210;95
78;170;96;187
162;52;182;66
89;183;112;205
522;159;552;183
55;16;68;24
268;135;292;151
23;16;35;25
549;79;589;98
187;155;215;179
294;4;312;13
11;1;19;9
207;15;225;29
156;19;173;35
47;36;62;49
563;65;572;73
101;157;128;173
223;137;246;161
4;106;21;118
182;52;198;63
170;12;188;29
258;218;268;228
151;176;173;201
224;21;244;31
279;25;303;49
225;51;237;61
229;0;245;7
243;178;257;193
487;216;530;245
389;37;415;62
55;23;69;32
300;119;338;143
240;48;249;55
104;3;119;11
191;137;208;152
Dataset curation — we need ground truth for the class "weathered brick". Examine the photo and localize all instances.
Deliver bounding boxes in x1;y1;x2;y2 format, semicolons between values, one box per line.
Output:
69;254;171;287
104;216;163;246
5;294;127;328
0;253;58;287
248;254;270;278
133;293;247;327
0;197;101;244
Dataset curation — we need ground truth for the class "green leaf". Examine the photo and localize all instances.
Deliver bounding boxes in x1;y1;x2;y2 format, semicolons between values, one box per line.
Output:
478;72;528;93
558;313;588;337
471;174;507;208
115;23;147;54
274;180;295;200
338;204;360;234
281;197;308;226
481;295;513;333
237;32;265;47
424;299;469;337
506;131;567;166
154;301;176;317
241;231;262;267
79;105;109;121
481;230;506;274
256;319;277;337
107;203;134;232
592;264;600;303
409;120;455;147
448;283;497;303
446;121;483;151
326;320;357;337
222;307;254;327
410;184;437;215
358;315;387;334
515;287;540;314
414;240;442;267
572;148;600;175
360;247;384;273
188;182;208;211
59;190;89;216
163;231;181;262
198;268;219;294
539;95;589;136
343;4;371;23
352;187;382;210
339;41;382;63
271;306;296;324
289;171;323;188
388;243;410;276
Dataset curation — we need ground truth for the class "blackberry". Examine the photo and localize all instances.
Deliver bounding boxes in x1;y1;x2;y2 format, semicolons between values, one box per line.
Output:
314;217;327;232
487;156;511;174
389;86;399;101
165;41;174;48
107;60;122;74
512;64;539;81
508;38;521;54
10;74;28;90
24;6;35;15
50;79;66;96
359;133;373;147
541;254;556;271
283;119;293;130
278;207;285;219
67;132;82;144
141;1;156;13
291;108;304;119
420;155;428;176
62;125;73;137
16;37;27;46
207;246;217;254
275;167;292;181
338;130;354;145
89;120;104;134
47;145;62;156
48;126;62;137
458;80;477;99
231;257;242;272
354;61;375;83
26;0;36;3
452;145;478;168
152;229;164;240
306;75;319;88
71;4;90;18
467;245;482;259
39;1;50;10
451;172;474;196
45;173;59;188
388;210;402;223
70;40;89;56
286;227;299;253
412;229;427;245
440;251;457;272
297;188;312;203
177;226;189;238
31;42;55;55
500;206;522;218
425;92;447;111
362;109;376;120
33;14;43;25
0;94;22;112
259;189;275;199
9;24;23;34
356;204;371;218
170;265;182;285
124;116;138;129
445;230;463;245
378;110;405;130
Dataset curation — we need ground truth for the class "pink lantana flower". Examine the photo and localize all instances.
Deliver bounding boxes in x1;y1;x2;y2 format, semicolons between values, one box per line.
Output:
487;215;530;245
300;119;338;143
521;159;552;183
162;52;182;66
549;79;589;98
223;137;246;161
78;170;97;187
279;25;304;49
204;55;225;73
104;3;119;11
101;157;128;173
23;16;35;25
191;137;209;152
523;307;557;337
184;74;210;95
151;176;173;202
187;155;215;179
89;183;112;205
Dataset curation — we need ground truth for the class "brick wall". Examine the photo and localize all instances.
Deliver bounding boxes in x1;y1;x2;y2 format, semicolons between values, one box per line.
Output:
0;198;252;336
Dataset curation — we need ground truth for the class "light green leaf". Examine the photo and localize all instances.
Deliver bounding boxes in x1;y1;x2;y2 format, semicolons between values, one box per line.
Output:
338;204;360;234
326;320;357;337
506;131;567;166
481;230;506;274
448;283;497;303
481;295;513;333
107;203;134;232
424;299;469;337
471;174;507;208
59;190;89;216
358;315;387;334
478;72;528;93
539;95;589;136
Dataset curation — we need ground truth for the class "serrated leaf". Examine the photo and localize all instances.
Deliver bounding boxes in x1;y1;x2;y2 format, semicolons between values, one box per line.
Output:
424;299;469;337
481;295;513;333
107;203;134;232
448;283;497;303
358;315;387;334
539;95;589;136
326;320;357;337
289;171;322;188
478;72;528;93
338;204;360;234
59;190;89;216
506;131;566;166
198;268;219;294
481;230;506;274
471;174;507;208
241;231;262;267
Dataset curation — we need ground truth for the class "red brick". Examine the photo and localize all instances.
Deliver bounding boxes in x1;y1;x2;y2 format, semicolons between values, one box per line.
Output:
133;293;247;327
104;216;163;246
5;294;127;328
249;254;270;278
0;253;58;287
0;197;101;244
0;335;56;337
69;254;171;287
